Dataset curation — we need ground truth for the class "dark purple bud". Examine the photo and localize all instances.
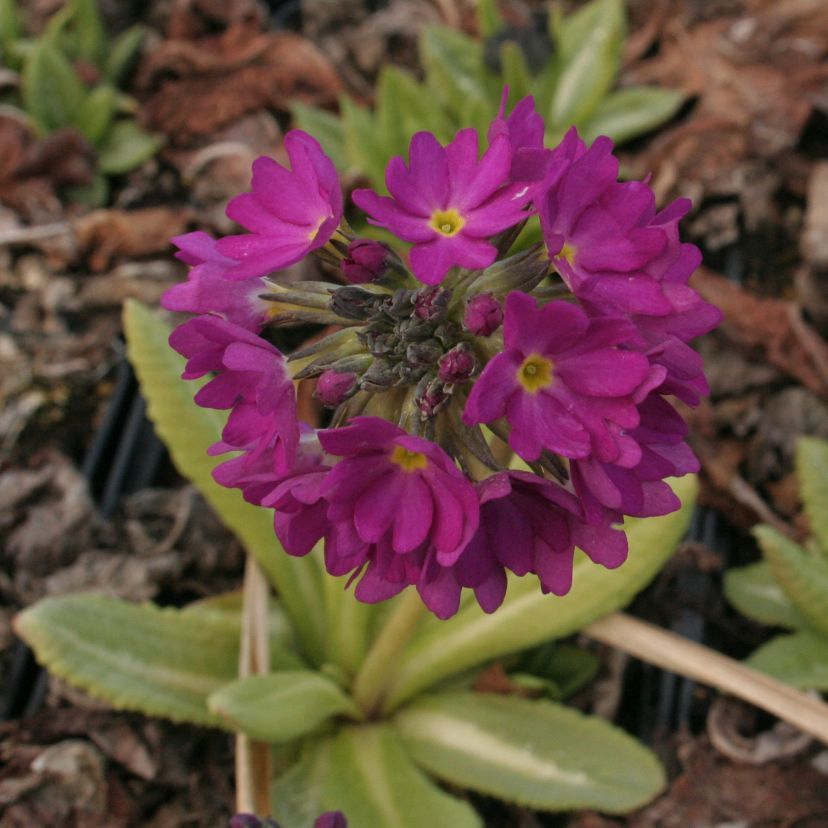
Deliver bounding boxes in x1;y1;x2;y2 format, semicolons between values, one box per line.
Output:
342;239;387;283
414;286;452;321
438;343;478;383
315;813;347;828
464;292;503;336
316;370;357;406
416;378;449;418
230;816;280;828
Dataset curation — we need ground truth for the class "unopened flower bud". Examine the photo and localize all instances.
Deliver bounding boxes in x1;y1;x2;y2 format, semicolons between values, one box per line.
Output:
406;339;443;365
330;286;382;320
342;239;387;283
464;292;503;336
438;343;478;383
414;286;452;321
316;370;357;407
416;377;449;418
315;813;347;828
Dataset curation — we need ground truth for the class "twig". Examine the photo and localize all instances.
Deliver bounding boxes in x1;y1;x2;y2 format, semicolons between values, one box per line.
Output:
585;612;828;745
235;557;272;816
0;222;72;245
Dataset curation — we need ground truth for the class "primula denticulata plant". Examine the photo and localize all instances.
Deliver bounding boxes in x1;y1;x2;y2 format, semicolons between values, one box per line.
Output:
725;436;828;691
18;92;719;825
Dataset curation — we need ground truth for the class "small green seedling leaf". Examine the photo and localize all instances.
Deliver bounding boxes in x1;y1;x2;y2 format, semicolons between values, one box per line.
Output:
97;119;162;173
319;725;483;827
123;300;328;666
396;691;665;812
747;630;828;691
74;83;117;144
16;594;243;728
105;24;146;86
796;436;828;557
383;475;697;710
724;561;808;631
583;86;685;145
208;672;361;743
754;525;828;638
21;39;86;134
70;0;106;66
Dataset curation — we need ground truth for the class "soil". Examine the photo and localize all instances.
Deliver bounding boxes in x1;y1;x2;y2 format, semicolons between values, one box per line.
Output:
2;0;828;825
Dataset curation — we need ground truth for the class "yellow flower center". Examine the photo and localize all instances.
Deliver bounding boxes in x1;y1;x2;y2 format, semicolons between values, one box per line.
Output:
430;208;465;237
558;241;577;264
517;354;554;393
391;445;428;472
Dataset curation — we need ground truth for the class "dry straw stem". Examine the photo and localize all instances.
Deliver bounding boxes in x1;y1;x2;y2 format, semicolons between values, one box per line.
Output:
586;612;828;745
235;557;273;816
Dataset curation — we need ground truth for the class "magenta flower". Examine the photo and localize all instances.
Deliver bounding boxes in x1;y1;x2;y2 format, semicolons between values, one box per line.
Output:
463;292;503;336
318;417;479;565
463;292;656;464
169;315;299;473
487;90;550;183
216;130;343;280
353;129;531;285
341;239;388;283
163;232;268;331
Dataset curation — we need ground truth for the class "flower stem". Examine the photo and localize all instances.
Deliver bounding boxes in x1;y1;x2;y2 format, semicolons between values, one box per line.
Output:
235;557;272;816
351;588;428;716
585;612;828;745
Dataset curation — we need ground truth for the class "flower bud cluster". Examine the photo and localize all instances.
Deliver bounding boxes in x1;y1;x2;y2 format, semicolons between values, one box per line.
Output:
163;90;719;619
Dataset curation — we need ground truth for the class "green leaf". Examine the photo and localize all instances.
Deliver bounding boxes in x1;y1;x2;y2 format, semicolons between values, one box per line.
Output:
97;119;162;173
123;300;328;665
396;691;665;813
271;740;330;828
105;24;146;86
476;0;504;38
319;725;482;827
69;0;106;66
754;525;828;638
747;630;828;691
322;573;379;680
15;594;242;728
0;0;22;63
499;41;532;104
21;39;86;134
383;476;697;711
74;83;117;144
582;86;685;145
724;561;808;630
64;171;109;207
796;436;828;557
340;95;387;187
550;0;625;130
420;27;488;125
520;642;601;699
208;671;361;742
291;102;347;171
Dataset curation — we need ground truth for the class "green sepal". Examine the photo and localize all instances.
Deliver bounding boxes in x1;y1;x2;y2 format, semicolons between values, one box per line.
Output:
208;672;361;743
396;691;665;813
97;119;163;174
724;561;808;630
549;0;625;131
754;525;828;637
382;475;697;711
123;300;328;666
796;436;828;557
16;593;244;728
747;630;828;690
319;725;482;827
582;85;685;145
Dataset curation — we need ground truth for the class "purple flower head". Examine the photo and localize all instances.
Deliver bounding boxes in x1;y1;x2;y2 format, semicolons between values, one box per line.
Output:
318;417;479;566
342;239;388;283
169;315;299;473
163;232;268;331
463;291;503;336
353;128;531;286
216;130;343;280
463;291;657;464
487;89;551;183
316;369;357;407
